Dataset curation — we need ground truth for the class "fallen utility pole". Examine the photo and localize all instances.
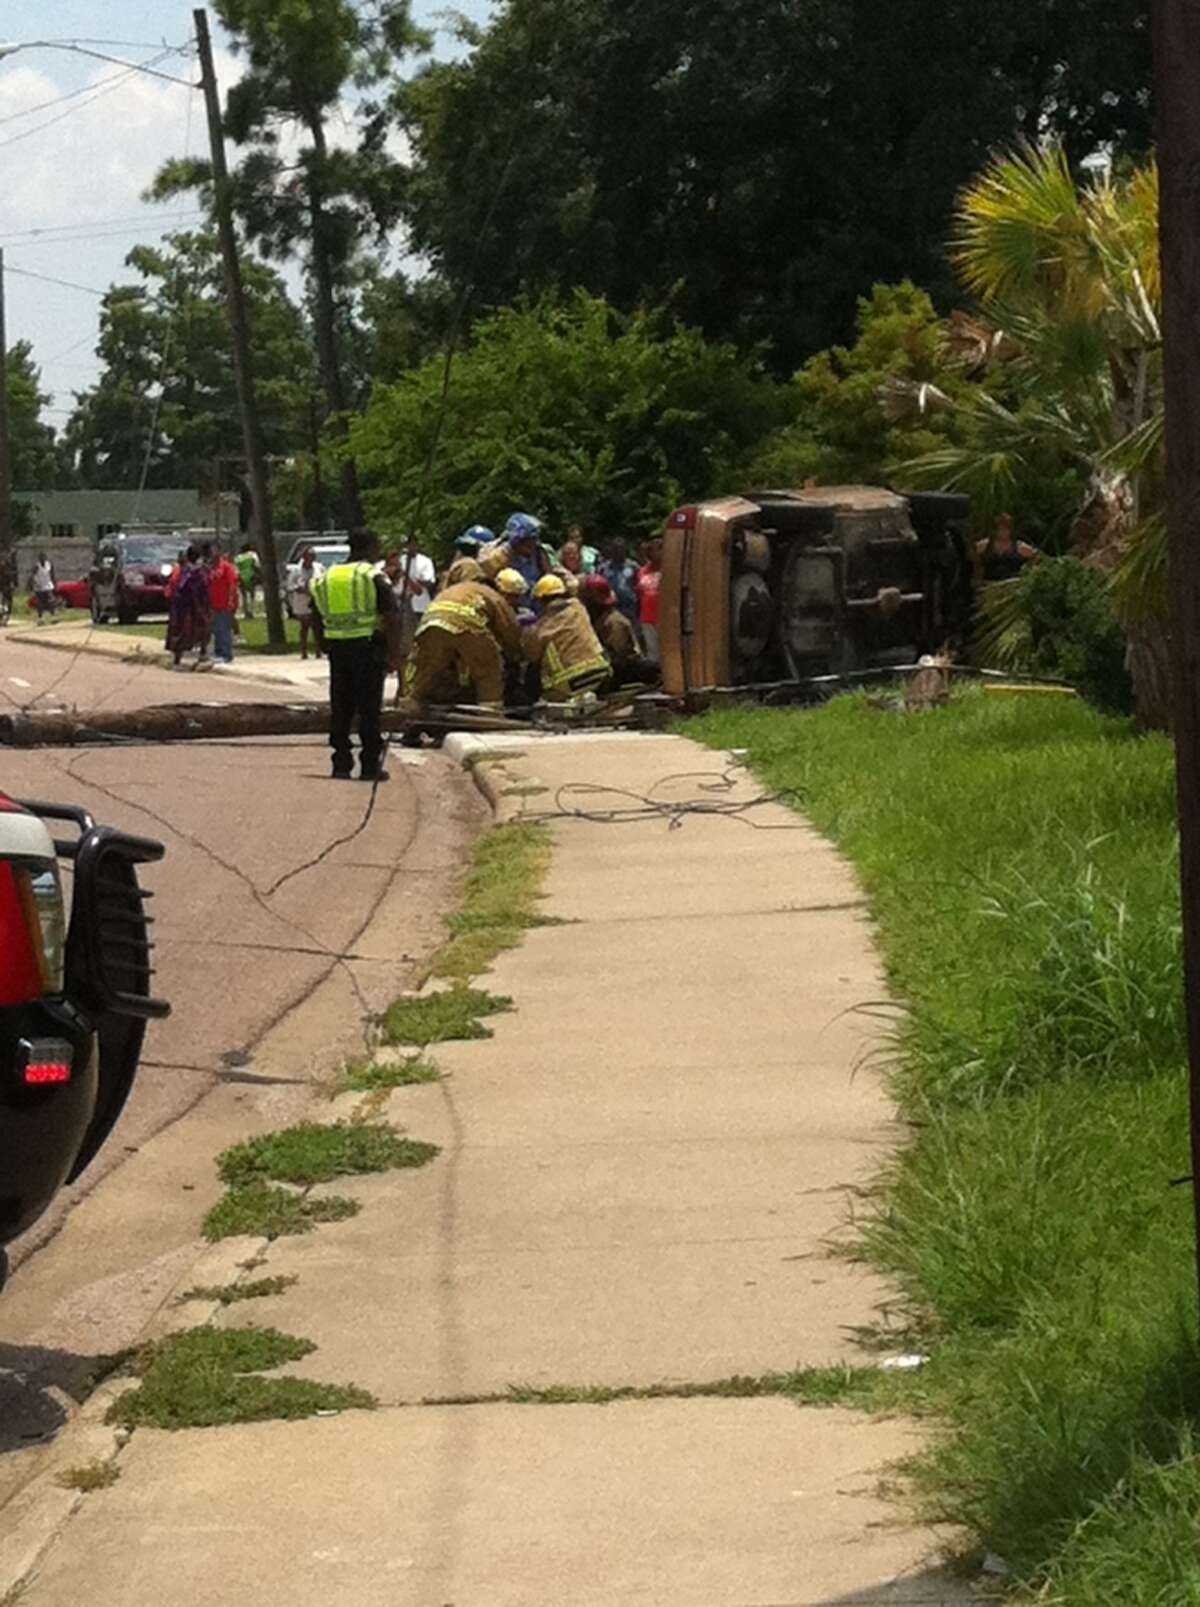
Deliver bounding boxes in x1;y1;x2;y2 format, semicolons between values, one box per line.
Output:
1154;0;1200;1324
193;7;286;651
0;702;533;749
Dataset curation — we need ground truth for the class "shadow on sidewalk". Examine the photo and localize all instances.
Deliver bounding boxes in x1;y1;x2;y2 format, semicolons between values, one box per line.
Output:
817;1566;971;1604
0;1340;118;1454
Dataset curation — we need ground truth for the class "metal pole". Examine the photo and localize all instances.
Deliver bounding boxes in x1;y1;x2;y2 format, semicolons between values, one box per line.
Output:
193;9;286;648
1154;0;1200;1322
0;249;12;554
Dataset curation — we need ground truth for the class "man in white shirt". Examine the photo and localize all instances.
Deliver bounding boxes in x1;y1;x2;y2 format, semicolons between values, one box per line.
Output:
389;535;437;685
285;546;326;660
30;553;56;624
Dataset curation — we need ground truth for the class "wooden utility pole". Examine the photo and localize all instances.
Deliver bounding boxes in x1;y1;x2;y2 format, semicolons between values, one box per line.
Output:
193;8;286;648
1154;0;1200;1319
0;250;12;555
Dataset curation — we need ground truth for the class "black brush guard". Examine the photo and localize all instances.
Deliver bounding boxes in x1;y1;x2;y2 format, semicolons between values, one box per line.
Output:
19;801;170;1181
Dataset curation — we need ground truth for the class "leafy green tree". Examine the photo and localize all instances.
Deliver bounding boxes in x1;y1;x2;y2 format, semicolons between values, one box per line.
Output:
745;283;974;487
8;341;62;490
64;230;313;498
399;0;1152;371
346;291;787;550
155;0;430;526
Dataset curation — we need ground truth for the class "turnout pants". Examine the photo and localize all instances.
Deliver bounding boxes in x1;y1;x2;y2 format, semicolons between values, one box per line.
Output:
410;626;504;707
327;636;386;776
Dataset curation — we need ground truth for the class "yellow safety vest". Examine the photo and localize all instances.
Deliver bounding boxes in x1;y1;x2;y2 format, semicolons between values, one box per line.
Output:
312;563;378;640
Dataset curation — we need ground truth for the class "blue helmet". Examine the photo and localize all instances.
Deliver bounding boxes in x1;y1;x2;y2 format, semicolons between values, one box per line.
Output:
503;512;542;545
457;524;494;553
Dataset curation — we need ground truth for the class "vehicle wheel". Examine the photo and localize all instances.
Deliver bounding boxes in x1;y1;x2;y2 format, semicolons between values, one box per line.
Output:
904;491;972;529
117;603;137;626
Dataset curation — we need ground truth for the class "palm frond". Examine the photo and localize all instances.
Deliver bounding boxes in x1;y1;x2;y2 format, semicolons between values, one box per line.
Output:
974;576;1034;667
1110;513;1167;625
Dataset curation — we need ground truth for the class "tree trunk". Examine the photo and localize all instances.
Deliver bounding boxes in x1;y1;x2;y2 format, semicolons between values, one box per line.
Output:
306;117;365;532
1127;619;1174;731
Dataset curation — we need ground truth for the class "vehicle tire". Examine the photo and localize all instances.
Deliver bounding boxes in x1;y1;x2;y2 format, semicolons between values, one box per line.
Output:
117;602;137;626
746;496;837;541
904;491;972;529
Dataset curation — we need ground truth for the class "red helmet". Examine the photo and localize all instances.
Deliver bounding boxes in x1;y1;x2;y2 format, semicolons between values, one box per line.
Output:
580;575;616;608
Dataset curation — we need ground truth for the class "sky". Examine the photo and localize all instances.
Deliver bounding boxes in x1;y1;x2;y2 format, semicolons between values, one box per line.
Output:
0;0;492;427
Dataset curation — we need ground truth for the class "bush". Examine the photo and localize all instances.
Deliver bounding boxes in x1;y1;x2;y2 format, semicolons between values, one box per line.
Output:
348;290;787;549
977;558;1134;714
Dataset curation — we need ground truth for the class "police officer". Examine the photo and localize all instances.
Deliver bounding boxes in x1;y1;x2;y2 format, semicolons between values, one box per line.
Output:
311;527;397;782
522;574;611;702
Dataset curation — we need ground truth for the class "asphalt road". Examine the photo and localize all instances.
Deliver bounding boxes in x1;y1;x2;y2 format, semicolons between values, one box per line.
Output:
0;633;486;1267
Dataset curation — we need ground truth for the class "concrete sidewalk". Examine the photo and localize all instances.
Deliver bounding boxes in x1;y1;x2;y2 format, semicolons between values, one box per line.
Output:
3;618;330;697
16;733;963;1607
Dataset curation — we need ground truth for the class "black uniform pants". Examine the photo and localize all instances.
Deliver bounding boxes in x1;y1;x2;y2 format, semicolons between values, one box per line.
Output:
328;637;386;776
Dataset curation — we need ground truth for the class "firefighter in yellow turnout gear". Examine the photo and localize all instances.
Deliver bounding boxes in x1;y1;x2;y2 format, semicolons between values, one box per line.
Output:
408;563;527;708
522;575;612;703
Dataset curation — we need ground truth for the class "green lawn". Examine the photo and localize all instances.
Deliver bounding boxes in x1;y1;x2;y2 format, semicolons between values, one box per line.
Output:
122;616;304;654
692;690;1198;1604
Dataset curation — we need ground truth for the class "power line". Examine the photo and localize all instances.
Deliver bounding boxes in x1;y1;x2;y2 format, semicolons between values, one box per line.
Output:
0;62;147;126
4;264;108;296
0;50;181;148
0;209;203;242
0;217;207;251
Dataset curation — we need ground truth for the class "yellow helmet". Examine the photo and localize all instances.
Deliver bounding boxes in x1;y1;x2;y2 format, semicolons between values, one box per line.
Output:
533;573;567;601
494;567;528;597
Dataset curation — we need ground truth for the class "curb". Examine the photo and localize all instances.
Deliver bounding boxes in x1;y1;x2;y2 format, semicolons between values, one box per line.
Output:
0;1234;269;1602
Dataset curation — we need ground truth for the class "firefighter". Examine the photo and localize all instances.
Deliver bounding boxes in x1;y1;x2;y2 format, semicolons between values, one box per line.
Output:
311;527;397;782
580;575;649;685
479;513;557;590
408;564;527;709
523;574;611;702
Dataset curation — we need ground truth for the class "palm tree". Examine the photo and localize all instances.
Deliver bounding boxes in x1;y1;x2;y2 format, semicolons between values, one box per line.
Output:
889;145;1168;725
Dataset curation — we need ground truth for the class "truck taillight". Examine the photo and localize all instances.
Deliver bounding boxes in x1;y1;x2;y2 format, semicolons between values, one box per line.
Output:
0;858;66;1003
18;1040;73;1085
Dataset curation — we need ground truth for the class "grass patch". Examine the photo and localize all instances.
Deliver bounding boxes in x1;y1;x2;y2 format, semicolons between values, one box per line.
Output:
202;1182;360;1242
691;690;1195;1603
381;986;512;1046
178;1275;298;1307
106;1326;377;1430
217;1122;439;1187
123;616;303;654
56;1460;119;1492
427;822;557;984
331;1056;440;1095
429;1365;913;1410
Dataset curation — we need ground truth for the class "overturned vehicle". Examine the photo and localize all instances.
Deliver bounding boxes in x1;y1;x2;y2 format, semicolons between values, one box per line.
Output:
659;486;973;699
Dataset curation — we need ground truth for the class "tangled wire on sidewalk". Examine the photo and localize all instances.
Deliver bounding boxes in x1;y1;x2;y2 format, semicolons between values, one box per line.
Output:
528;769;808;831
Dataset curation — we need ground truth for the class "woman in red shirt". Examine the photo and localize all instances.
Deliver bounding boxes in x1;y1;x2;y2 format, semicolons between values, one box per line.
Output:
636;539;662;665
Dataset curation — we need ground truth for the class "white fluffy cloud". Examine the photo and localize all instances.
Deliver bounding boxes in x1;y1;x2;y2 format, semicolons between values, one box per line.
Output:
0;46;236;415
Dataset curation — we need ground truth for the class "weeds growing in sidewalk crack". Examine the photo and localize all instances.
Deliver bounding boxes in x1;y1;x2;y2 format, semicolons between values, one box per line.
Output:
382;986;512;1045
218;1122;440;1187
178;1275;298;1306
331;1056;440;1096
56;1460;120;1492
203;1182;360;1242
426;1365;913;1411
107;1326;377;1430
